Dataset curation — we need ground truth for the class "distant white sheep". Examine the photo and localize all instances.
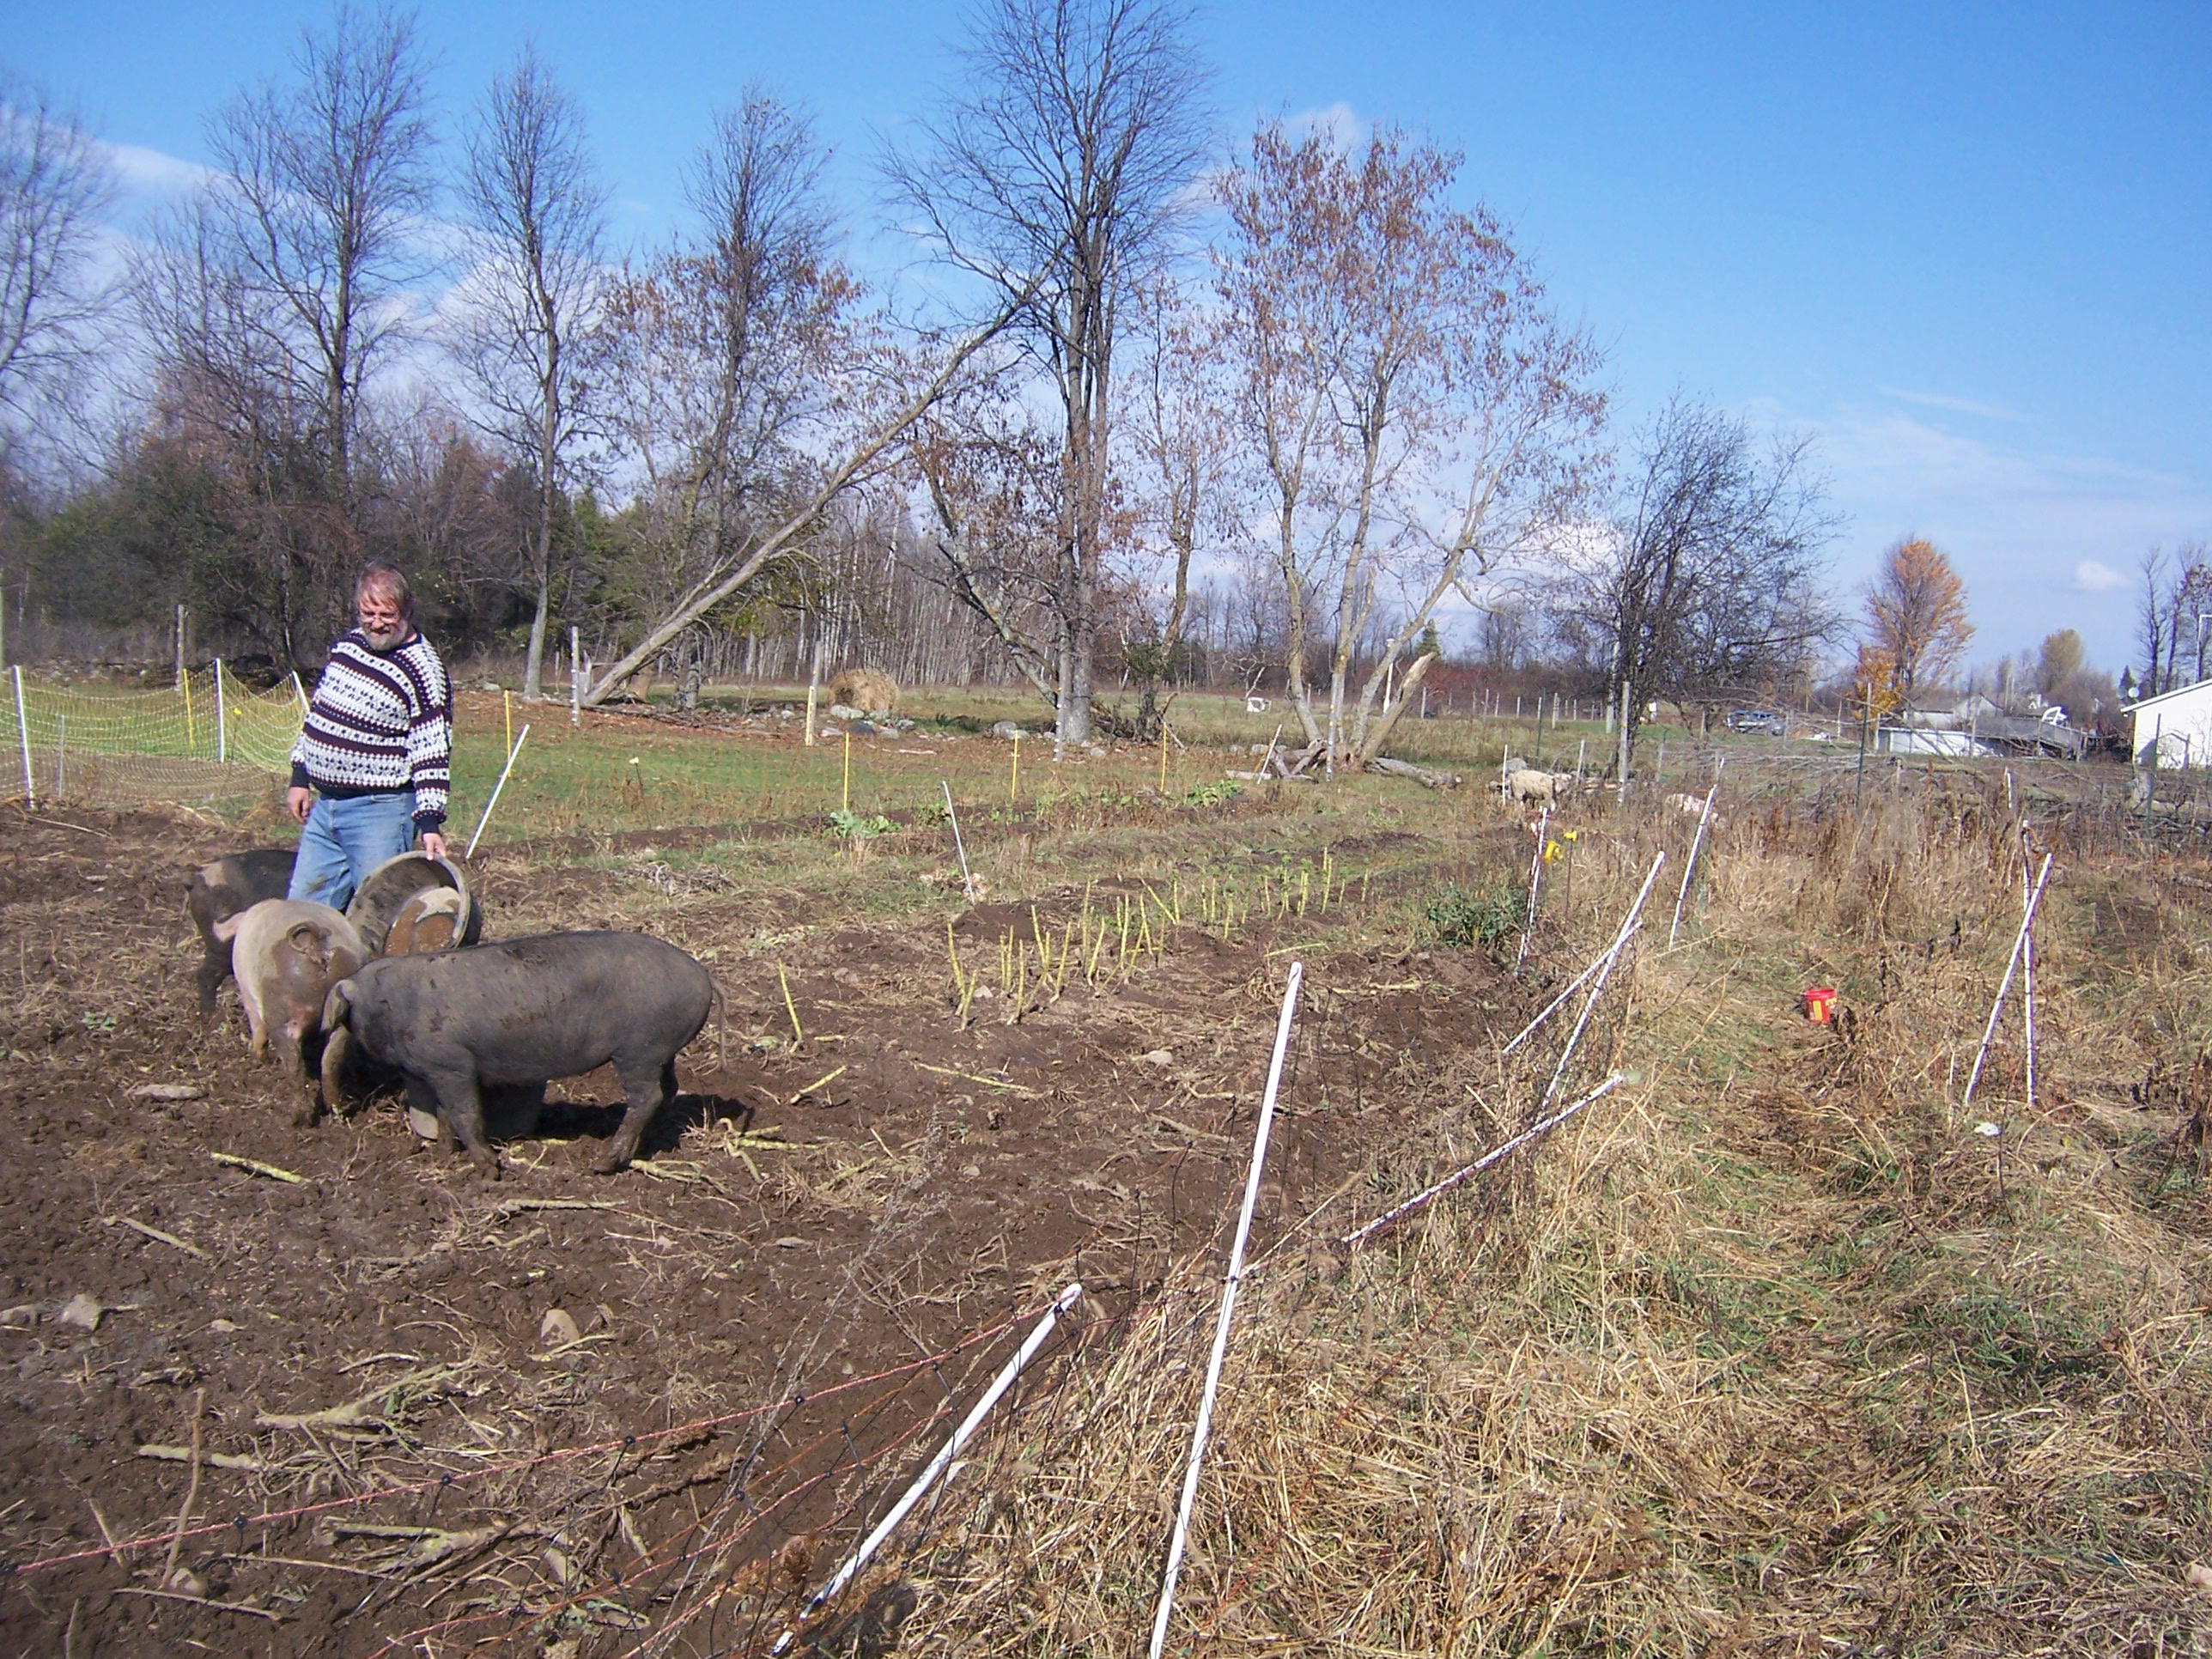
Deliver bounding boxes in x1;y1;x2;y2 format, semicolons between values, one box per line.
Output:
1493;769;1577;808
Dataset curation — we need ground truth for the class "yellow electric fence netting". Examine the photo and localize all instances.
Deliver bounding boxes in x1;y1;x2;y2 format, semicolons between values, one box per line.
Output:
6;667;305;807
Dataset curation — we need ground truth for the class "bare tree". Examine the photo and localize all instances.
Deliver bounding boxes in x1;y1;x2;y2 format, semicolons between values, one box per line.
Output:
1216;121;1604;770
455;46;606;701
914;380;1068;702
2139;546;2170;696
0;75;116;429
581;96;1031;704
2166;543;2212;689
1117;275;1229;738
1553;399;1840;765
887;0;1211;744
589;94;849;672
205;5;436;503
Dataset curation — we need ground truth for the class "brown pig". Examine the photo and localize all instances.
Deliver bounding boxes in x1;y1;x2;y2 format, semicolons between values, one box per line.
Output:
185;848;296;1018
212;899;366;1125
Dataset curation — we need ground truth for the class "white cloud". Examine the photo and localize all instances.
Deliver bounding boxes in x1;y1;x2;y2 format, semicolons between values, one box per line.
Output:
1786;401;2211;670
102;141;218;197
1285;102;1368;154
1877;386;2025;422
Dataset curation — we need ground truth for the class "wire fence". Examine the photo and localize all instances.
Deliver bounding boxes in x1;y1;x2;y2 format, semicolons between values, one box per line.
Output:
4;665;304;808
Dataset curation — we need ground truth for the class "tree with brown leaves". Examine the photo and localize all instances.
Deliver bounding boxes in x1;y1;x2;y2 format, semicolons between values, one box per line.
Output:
1215;120;1604;772
1864;536;1972;702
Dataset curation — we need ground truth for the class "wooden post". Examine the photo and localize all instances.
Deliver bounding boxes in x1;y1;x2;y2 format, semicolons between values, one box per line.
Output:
1616;679;1630;800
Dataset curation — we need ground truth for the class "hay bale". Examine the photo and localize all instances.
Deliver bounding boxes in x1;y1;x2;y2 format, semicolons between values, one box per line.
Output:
830;665;899;716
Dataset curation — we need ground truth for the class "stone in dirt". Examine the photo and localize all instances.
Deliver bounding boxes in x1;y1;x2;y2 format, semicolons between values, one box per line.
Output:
992;721;1025;740
129;1083;205;1101
58;1293;105;1331
1140;1049;1175;1066
539;1308;581;1348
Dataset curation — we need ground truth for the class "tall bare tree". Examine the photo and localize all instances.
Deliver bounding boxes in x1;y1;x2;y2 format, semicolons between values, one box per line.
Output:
914;379;1068;702
455;46;606;701
2139;545;2171;696
1117;275;1228;738
888;0;1211;744
1554;399;1839;766
1216;121;1604;770
205;5;436;504
0;75;116;430
2165;543;2212;689
588;94;850;678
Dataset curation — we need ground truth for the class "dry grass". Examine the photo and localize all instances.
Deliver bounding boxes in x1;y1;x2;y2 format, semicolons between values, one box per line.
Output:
809;771;2212;1657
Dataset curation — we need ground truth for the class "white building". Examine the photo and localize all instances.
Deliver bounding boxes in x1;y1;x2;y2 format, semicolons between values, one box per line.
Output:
2128;678;2212;768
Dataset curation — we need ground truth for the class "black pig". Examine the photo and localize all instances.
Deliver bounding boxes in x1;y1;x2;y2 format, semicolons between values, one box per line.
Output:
320;932;716;1176
186;848;296;1018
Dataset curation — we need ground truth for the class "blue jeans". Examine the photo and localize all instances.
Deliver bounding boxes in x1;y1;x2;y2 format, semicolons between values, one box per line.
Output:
289;791;419;912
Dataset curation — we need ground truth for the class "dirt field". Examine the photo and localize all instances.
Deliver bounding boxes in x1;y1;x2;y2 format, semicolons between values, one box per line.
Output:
0;792;1525;1656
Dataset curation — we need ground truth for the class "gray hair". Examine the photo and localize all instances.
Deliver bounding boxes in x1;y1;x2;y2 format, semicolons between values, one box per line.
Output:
355;561;414;621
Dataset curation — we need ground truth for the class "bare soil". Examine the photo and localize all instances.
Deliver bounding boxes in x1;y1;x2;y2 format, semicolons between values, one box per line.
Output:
0;802;1522;1656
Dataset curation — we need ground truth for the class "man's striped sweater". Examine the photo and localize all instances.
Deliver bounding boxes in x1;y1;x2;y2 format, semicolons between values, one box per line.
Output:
289;629;453;831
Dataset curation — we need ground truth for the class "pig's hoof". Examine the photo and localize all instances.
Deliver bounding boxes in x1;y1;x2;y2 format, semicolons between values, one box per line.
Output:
290;1105;320;1129
590;1147;632;1176
469;1152;502;1180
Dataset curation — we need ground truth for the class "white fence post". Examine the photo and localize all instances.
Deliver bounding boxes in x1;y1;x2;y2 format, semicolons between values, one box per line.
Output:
214;657;228;764
465;726;530;860
772;1284;1085;1655
1149;962;1305;1659
14;665;33;810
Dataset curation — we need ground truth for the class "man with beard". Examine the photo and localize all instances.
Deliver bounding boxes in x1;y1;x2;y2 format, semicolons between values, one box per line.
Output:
286;561;453;909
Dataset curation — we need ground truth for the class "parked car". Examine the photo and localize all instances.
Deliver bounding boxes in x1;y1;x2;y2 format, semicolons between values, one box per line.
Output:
1725;708;1789;734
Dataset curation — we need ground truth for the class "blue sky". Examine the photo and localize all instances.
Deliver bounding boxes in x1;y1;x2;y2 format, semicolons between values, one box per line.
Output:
10;0;2208;675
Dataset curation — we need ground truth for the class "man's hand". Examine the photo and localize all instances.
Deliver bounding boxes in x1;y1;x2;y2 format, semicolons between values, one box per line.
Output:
421;830;447;860
287;785;313;825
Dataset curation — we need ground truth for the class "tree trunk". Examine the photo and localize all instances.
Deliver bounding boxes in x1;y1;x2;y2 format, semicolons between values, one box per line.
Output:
1352;652;1438;769
522;571;550;702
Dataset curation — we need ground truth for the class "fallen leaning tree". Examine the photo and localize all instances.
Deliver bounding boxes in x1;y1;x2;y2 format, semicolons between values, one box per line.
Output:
577;289;1036;710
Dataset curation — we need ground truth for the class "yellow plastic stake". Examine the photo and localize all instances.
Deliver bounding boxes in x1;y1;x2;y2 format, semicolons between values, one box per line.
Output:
778;965;805;1048
1158;725;1169;792
1010;734;1020;803
945;917;967;1001
842;729;852;813
182;672;197;752
504;690;513;752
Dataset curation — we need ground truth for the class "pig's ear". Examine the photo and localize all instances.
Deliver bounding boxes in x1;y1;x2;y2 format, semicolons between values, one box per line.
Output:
212;914;244;944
